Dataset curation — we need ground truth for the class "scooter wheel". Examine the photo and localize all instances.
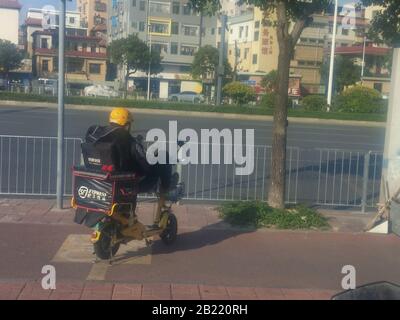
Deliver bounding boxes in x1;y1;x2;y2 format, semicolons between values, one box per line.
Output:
160;213;178;245
93;226;120;260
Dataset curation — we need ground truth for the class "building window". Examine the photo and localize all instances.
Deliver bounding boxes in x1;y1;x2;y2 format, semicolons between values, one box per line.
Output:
255;20;260;29
245;26;248;38
152;42;168;55
69;17;75;24
139;0;145;11
183;3;192;15
150;19;170;35
41;38;48;49
171;42;178;54
132;0;136;6
139;21;145;31
218;27;221;35
239;26;243;38
211;28;215;35
172;1;180;14
254;31;259;41
183;25;198;36
252;54;257;64
89;63;101;74
342;28;349;36
171;21;179;35
181;44;197;56
244;48;249;59
42;60;49;72
150;1;170;14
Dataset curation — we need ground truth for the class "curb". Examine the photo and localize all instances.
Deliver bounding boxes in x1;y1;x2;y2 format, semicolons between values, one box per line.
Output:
0;99;386;128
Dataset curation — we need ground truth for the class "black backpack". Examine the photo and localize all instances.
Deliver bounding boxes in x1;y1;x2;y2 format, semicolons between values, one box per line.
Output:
81;125;121;171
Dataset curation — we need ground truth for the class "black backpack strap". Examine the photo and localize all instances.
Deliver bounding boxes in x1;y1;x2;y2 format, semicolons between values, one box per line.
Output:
86;125;120;144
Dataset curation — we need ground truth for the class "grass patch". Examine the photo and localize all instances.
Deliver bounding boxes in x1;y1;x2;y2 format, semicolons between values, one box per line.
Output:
217;201;330;230
0;92;386;122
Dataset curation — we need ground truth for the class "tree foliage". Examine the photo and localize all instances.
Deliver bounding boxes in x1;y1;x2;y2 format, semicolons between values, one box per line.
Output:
0;39;22;74
320;56;361;93
361;0;400;46
223;81;256;105
108;34;162;76
191;45;232;80
261;70;278;93
335;85;386;114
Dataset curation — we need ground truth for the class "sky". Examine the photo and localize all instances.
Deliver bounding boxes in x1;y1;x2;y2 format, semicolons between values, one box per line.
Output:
19;0;77;23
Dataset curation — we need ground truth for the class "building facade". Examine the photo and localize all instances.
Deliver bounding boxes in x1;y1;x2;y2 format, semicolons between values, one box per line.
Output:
32;29;107;83
108;0;219;99
23;8;88;58
227;8;278;76
0;0;21;45
77;0;108;37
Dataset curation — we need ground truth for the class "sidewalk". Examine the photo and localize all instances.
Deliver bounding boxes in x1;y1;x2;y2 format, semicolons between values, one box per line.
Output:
0;280;337;300
0;198;397;300
0;198;375;233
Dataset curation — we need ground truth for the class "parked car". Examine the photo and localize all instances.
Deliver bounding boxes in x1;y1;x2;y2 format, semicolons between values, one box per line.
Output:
84;84;119;98
168;91;205;103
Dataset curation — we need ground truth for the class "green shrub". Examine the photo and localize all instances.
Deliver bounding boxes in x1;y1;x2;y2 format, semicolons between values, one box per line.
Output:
260;92;276;109
222;81;256;105
335;86;386;113
217;201;330;230
301;95;327;111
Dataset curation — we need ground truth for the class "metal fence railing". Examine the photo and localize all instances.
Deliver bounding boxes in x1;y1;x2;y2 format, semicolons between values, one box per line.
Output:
0;135;384;211
0;135;82;196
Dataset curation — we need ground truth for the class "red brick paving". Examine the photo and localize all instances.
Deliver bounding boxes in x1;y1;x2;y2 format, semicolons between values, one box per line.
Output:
0;281;26;300
142;283;172;300
80;282;114;300
171;284;201;300
112;284;142;300
0;280;336;300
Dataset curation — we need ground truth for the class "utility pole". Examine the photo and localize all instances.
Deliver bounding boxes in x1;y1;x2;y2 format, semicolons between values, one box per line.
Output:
146;0;151;100
381;45;400;203
327;0;338;111
361;35;367;84
56;0;66;209
216;14;227;106
233;40;238;82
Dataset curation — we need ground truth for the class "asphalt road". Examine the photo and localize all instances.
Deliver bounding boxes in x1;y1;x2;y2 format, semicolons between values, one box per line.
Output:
0;105;386;206
0;105;385;150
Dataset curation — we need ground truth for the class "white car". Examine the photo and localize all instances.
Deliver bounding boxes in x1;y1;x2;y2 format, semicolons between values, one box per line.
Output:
84;85;119;98
168;91;205;103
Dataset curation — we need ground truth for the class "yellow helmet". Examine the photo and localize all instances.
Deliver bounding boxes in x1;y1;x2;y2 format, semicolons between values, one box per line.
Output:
109;107;133;126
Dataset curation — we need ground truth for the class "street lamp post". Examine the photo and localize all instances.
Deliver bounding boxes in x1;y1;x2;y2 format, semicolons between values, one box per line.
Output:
327;0;338;111
56;0;66;209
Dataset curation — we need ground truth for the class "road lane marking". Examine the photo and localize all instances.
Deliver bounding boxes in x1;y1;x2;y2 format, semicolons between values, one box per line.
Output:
51;234;153;265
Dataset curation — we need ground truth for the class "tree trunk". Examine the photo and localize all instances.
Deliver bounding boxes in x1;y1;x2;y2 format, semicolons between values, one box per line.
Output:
124;67;129;99
267;3;292;209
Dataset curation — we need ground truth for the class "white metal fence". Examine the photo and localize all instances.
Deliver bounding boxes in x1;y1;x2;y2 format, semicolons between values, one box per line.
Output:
0;135;384;211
